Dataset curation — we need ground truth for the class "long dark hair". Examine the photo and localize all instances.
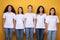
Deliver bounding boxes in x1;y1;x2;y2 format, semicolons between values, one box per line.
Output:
36;6;45;14
18;7;24;14
3;5;16;14
49;7;56;15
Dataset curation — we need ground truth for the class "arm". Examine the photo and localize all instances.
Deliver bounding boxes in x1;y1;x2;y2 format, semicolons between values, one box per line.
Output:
13;19;16;32
2;18;6;32
34;18;37;33
44;19;48;33
24;18;26;33
2;18;5;28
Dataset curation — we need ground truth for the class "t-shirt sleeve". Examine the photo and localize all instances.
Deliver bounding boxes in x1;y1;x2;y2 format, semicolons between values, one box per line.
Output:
56;16;59;23
23;15;25;21
44;14;46;19
14;15;16;20
3;13;6;18
45;17;49;23
24;14;26;18
13;14;16;19
33;14;36;19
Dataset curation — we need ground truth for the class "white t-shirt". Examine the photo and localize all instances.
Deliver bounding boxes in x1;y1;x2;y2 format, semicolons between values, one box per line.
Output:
3;12;15;28
14;14;24;29
24;13;36;28
46;15;59;31
36;14;46;29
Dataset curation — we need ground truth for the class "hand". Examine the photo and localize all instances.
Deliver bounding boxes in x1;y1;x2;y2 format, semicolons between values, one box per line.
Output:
34;29;36;34
44;29;48;33
13;28;15;32
24;29;25;34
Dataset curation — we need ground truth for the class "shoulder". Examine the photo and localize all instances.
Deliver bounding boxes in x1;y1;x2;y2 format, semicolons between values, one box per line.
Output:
32;13;36;16
46;15;50;18
11;12;15;15
43;14;46;16
54;15;58;18
3;12;9;16
36;14;39;16
15;14;18;16
3;12;8;14
24;13;28;15
54;15;58;17
22;14;24;16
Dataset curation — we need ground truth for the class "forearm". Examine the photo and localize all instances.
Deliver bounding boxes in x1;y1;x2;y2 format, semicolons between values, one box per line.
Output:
13;19;16;29
34;19;37;29
2;18;5;27
45;23;48;31
24;18;26;29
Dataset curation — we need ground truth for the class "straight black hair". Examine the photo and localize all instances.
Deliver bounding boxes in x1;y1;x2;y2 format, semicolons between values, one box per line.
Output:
18;7;24;14
3;5;16;14
36;6;45;14
49;7;56;15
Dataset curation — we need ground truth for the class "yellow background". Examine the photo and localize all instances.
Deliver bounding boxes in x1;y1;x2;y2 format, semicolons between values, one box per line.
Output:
0;0;60;40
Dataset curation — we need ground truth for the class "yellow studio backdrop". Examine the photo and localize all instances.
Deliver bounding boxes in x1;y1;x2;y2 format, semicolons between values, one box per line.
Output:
0;0;60;40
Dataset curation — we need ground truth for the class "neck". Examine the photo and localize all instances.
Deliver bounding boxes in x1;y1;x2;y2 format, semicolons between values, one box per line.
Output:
19;12;22;14
51;14;54;16
28;11;32;13
40;13;43;15
8;11;11;13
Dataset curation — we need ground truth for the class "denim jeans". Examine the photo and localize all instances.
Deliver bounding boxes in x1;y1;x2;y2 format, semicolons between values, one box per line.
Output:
4;28;13;40
36;29;45;40
16;29;24;40
47;31;57;40
25;28;34;40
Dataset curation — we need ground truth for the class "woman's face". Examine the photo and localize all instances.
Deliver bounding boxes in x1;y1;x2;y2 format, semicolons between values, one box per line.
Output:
50;9;55;15
39;7;43;13
18;8;22;14
8;6;12;12
28;6;32;12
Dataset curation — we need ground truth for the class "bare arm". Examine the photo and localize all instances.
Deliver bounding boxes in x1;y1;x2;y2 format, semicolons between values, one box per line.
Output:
34;18;37;30
13;19;16;28
13;19;16;32
24;18;26;29
44;19;48;32
33;18;37;33
24;18;26;33
2;18;6;28
56;23;59;31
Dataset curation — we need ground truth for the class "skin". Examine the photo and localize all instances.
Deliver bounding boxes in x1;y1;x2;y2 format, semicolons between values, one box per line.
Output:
8;6;12;13
50;9;55;15
18;8;22;14
39;7;44;14
28;6;33;13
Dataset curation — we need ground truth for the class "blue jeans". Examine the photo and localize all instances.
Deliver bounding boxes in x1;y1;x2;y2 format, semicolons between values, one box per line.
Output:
36;29;45;40
4;28;13;40
16;29;24;40
25;28;34;40
48;31;56;40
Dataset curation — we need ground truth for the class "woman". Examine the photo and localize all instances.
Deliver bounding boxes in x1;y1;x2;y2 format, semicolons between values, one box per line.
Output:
36;6;46;40
46;8;59;40
24;5;36;40
14;7;24;40
3;5;16;40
